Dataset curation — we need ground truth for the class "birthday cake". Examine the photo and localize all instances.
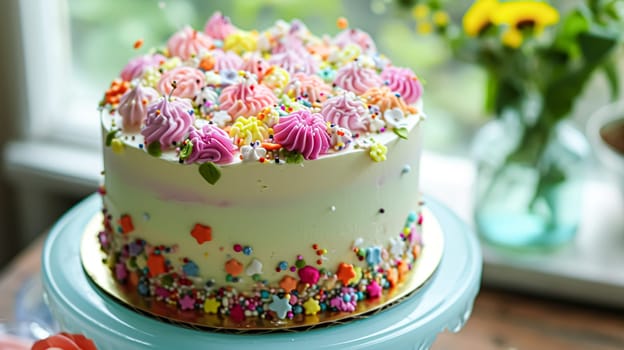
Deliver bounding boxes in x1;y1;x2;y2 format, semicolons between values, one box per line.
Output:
95;12;430;329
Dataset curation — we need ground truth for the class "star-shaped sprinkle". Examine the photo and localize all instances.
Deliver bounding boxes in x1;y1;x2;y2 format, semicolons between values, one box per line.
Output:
204;297;220;314
269;295;292;319
245;258;263;276
225;258;244;277
279;275;298;292
389;237;405;259
336;262;356;286
179;294;195;311
211;110;232;128
303;298;321;315
367;280;382;299
191;223;212;244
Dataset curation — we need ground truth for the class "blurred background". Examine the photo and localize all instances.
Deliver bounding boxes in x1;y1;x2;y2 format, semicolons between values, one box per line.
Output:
0;0;621;271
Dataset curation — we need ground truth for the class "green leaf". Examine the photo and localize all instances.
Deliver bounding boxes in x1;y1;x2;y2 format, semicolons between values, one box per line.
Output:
198;162;221;185
147;141;162;157
602;60;620;100
393;127;409;140
578;30;618;64
484;72;499;114
179;141;193;161
105;129;119;147
553;9;589;57
283;150;304;164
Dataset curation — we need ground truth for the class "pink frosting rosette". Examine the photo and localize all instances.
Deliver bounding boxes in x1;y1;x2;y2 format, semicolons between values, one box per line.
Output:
272;35;306;55
268;49;318;75
333;62;382;95
167;26;213;60
240;53;270;80
158;66;205;99
213;50;243;72
284;72;332;103
142;97;193;149
117;85;159;132
219;78;277;118
120;54;165;82
273;109;331;160
320;92;368;131
334;28;377;53
380;66;423;104
185;124;237;164
204;12;237;41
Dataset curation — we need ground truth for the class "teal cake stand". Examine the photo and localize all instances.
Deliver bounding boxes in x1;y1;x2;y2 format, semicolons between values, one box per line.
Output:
42;194;482;350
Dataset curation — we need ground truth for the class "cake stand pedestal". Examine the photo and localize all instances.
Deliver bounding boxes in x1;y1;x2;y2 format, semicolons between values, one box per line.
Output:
42;194;482;350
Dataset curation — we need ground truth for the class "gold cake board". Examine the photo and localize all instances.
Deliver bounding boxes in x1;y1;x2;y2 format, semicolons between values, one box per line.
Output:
80;207;444;331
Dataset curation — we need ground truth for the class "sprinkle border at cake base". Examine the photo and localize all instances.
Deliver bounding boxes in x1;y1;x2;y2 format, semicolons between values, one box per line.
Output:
82;205;444;331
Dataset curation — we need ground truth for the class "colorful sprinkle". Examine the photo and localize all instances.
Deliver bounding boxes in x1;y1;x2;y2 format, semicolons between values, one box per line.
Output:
118;214;134;234
225;258;244;277
279;275;298;292
204;297;220;314
336;263;356;286
269;295;292;320
303;298;321;315
190;223;212;244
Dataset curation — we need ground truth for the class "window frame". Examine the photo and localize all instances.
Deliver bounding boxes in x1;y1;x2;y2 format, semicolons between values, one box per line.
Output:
18;0;100;148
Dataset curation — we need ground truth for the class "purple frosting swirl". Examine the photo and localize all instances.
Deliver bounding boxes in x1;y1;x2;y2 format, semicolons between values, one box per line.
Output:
120;54;165;82
142;98;194;150
185;124;237;164
333;62;382;95
213;50;243;72
269;49;318;75
273;110;330;160
380;66;423;104
118;85;159;132
320;92;368;131
333;29;377;53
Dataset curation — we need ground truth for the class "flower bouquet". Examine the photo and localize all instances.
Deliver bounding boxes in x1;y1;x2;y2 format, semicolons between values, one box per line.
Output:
400;0;623;247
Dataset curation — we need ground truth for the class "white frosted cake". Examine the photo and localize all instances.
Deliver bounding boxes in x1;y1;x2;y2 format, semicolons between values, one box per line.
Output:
96;13;427;328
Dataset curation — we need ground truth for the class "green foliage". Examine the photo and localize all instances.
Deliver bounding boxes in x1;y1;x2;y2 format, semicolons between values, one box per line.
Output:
402;0;623;124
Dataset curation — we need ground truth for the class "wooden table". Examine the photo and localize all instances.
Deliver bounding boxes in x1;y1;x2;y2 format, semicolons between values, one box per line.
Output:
1;235;623;350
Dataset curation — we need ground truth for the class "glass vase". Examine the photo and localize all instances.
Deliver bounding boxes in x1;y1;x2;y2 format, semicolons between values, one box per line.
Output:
472;117;589;250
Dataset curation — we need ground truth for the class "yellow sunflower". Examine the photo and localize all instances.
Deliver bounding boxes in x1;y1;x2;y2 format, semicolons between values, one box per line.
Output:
492;1;559;48
492;1;559;33
462;0;500;37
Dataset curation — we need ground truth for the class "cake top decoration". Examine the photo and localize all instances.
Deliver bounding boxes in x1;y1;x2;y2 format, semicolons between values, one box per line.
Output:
100;13;425;167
